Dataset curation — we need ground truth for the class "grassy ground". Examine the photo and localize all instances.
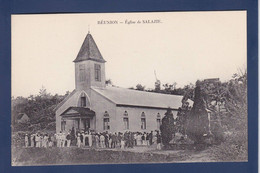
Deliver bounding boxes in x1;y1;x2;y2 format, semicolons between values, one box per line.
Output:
12;145;217;166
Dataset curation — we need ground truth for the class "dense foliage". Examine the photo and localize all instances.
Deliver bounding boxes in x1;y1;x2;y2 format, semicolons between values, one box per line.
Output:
209;71;247;161
174;69;247;160
12;87;67;133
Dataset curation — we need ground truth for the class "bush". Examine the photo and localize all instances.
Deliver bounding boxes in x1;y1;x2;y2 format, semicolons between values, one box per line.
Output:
210;122;225;144
209;130;247;161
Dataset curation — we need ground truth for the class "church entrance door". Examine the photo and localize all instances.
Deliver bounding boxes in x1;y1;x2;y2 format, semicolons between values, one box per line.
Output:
82;118;91;131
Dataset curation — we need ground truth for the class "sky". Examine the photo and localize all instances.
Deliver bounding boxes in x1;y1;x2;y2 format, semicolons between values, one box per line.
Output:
11;11;247;97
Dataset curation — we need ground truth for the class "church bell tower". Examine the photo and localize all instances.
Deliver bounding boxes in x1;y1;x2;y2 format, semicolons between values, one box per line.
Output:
73;32;106;91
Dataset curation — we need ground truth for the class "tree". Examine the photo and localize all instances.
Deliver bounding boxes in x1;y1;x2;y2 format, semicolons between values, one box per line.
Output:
162;83;176;93
136;84;145;91
175;101;192;135
160;108;175;147
39;86;50;98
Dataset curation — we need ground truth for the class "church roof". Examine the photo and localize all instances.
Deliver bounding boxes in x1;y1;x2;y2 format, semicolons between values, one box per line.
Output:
61;107;95;117
91;86;193;109
73;33;106;63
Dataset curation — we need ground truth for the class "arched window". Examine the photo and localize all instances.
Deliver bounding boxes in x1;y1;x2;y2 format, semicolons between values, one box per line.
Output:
141;112;146;130
80;93;87;107
123;111;129;130
78;92;90;107
103;111;110;130
156;113;161;129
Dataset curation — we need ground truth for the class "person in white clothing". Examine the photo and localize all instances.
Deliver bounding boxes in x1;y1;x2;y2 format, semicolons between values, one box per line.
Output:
134;133;137;146
35;134;40;147
82;132;86;146
25;134;29;148
30;134;35;147
100;134;105;148
61;133;66;147
58;132;63;147
88;132;93;147
143;133;147;145
136;134;142;146
121;139;125;149
95;134;100;148
43;135;49;148
56;133;60;147
77;134;81;148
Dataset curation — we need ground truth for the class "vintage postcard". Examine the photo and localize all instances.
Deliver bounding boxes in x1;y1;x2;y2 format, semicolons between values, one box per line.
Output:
11;11;247;166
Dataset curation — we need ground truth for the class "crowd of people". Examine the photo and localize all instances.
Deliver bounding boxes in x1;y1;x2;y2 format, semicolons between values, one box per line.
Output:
24;128;162;150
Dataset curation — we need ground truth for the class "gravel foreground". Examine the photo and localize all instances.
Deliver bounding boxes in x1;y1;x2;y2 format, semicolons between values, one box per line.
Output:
12;146;218;166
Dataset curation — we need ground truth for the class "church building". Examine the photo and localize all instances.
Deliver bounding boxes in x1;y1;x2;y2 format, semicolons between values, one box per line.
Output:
55;32;191;133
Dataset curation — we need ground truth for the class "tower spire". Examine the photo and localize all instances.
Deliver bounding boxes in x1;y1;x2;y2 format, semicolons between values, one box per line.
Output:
73;31;106;63
88;25;90;34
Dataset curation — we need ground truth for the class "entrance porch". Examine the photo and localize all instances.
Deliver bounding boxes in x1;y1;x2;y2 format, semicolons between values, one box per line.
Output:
60;107;95;132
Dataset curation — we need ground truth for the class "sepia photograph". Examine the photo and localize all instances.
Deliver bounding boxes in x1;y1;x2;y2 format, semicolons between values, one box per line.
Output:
11;11;247;166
